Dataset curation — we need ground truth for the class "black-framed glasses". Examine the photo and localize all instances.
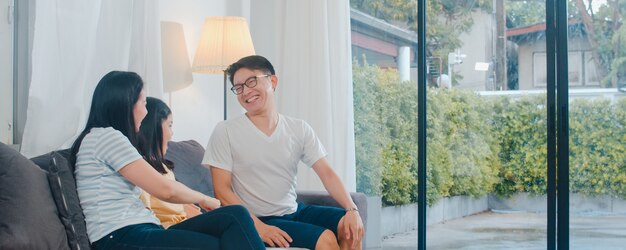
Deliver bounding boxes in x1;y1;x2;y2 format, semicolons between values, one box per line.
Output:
230;75;271;95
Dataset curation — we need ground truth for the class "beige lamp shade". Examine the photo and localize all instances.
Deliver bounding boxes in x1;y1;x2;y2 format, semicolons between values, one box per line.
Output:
192;16;256;74
161;21;193;92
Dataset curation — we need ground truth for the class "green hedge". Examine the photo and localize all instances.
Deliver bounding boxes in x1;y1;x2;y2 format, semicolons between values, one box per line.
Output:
353;62;626;205
569;99;626;198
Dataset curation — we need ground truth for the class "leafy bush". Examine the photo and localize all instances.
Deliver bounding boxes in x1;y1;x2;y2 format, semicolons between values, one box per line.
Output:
427;89;499;199
569;99;626;198
354;63;499;206
353;62;626;206
490;96;548;196
381;145;417;205
353;62;385;197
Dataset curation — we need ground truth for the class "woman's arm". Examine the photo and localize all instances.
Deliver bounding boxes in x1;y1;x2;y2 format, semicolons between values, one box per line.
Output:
119;159;220;210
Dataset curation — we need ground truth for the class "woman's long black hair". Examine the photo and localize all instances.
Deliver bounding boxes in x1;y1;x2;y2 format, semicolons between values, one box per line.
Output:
137;97;173;174
70;71;144;166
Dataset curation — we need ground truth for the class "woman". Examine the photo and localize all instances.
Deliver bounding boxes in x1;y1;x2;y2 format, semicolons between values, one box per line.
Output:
136;97;200;228
70;71;264;250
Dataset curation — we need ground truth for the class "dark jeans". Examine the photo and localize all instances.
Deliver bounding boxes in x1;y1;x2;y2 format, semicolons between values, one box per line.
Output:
93;205;264;250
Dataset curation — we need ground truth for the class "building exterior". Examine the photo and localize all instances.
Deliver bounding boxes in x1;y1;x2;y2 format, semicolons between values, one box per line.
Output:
507;21;601;90
350;8;418;82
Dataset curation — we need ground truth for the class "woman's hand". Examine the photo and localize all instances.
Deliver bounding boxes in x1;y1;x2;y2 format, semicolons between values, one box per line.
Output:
198;197;221;211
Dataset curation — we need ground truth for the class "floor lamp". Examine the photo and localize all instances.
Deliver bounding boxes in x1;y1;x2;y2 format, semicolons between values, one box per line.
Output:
192;16;256;120
161;22;193;107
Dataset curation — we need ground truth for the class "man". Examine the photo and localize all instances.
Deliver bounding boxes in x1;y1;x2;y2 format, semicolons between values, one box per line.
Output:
203;55;363;250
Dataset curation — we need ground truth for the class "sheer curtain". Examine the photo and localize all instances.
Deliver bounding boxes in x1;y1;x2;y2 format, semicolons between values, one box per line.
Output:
21;0;162;157
250;0;356;191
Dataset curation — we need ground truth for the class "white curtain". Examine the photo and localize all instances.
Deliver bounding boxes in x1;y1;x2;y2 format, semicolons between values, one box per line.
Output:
250;0;356;191
21;0;162;157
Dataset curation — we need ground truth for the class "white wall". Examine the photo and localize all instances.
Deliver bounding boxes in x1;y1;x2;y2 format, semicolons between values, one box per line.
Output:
159;0;242;147
0;0;14;144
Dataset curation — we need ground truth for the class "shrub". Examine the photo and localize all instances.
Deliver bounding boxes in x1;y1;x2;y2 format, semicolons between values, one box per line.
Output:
381;145;417;205
427;89;499;198
490;96;548;196
353;61;626;205
354;63;499;205
569;98;626;198
353;62;385;197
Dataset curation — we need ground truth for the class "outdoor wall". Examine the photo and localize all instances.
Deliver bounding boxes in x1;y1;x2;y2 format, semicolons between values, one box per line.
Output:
380;193;626;238
456;11;493;91
489;193;626;214
515;35;593;90
381;196;489;237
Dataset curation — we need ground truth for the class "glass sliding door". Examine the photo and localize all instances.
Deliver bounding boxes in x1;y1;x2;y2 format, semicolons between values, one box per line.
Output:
567;0;626;248
352;0;625;249
350;0;419;249
425;0;549;248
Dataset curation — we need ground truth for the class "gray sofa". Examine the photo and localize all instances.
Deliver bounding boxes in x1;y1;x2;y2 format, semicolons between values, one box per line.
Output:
0;140;367;250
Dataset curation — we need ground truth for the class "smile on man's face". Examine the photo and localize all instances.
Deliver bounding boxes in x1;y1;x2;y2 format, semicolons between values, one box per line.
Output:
233;68;274;112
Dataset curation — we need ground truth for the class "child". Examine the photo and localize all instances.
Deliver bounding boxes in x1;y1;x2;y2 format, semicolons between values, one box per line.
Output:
137;97;202;228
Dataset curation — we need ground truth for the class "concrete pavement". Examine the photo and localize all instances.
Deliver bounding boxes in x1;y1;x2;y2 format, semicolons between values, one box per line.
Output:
381;211;626;250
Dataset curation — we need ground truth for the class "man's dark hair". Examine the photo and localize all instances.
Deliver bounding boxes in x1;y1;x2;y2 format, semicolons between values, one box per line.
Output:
226;55;275;85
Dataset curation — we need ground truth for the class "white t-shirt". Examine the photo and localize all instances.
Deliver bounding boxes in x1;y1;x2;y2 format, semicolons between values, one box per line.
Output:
75;127;160;242
203;114;327;217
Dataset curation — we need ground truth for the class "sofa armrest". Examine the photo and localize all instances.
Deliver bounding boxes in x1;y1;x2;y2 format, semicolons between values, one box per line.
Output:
295;191;368;231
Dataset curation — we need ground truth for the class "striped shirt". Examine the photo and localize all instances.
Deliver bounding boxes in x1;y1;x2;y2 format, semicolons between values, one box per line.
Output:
75;127;159;242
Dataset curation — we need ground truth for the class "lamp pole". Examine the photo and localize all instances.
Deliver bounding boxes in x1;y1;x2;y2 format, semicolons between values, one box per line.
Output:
223;70;227;120
191;16;256;122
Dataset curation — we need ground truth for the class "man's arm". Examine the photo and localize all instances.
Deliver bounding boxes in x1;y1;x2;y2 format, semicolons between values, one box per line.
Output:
312;157;365;248
210;166;293;248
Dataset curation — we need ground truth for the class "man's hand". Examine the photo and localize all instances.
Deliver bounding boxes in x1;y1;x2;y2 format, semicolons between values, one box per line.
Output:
342;210;364;249
256;221;293;248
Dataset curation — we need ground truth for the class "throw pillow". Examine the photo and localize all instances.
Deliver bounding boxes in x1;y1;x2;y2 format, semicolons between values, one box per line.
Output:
0;142;69;249
31;150;91;250
166;140;214;197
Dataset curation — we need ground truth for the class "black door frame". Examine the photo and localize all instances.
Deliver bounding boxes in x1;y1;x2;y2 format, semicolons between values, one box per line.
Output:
415;1;569;249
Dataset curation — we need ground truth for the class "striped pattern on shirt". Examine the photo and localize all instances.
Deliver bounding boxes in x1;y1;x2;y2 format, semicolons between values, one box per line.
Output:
75;127;160;242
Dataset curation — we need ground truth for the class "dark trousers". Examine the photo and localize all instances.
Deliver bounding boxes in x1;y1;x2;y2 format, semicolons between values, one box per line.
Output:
93;205;264;250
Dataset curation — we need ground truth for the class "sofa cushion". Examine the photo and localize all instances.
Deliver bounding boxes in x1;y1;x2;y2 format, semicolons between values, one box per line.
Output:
32;150;91;250
0;142;69;249
166;140;214;197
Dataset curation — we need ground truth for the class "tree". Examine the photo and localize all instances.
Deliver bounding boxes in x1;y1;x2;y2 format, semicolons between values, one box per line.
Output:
350;0;491;86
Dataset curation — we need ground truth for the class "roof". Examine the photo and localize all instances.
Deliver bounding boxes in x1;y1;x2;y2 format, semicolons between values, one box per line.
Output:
350;8;417;46
507;19;582;38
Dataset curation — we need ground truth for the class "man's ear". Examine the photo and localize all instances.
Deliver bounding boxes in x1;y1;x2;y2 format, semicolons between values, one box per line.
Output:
271;75;278;91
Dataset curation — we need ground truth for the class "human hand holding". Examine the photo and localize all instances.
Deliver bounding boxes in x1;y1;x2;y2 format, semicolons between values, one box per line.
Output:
343;209;364;249
198;197;221;211
256;221;293;248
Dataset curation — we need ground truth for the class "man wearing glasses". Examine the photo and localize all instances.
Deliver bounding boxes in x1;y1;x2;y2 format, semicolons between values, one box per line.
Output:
203;55;363;250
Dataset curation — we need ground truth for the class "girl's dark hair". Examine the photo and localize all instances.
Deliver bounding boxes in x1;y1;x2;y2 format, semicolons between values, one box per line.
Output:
137;97;173;174
70;71;144;166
